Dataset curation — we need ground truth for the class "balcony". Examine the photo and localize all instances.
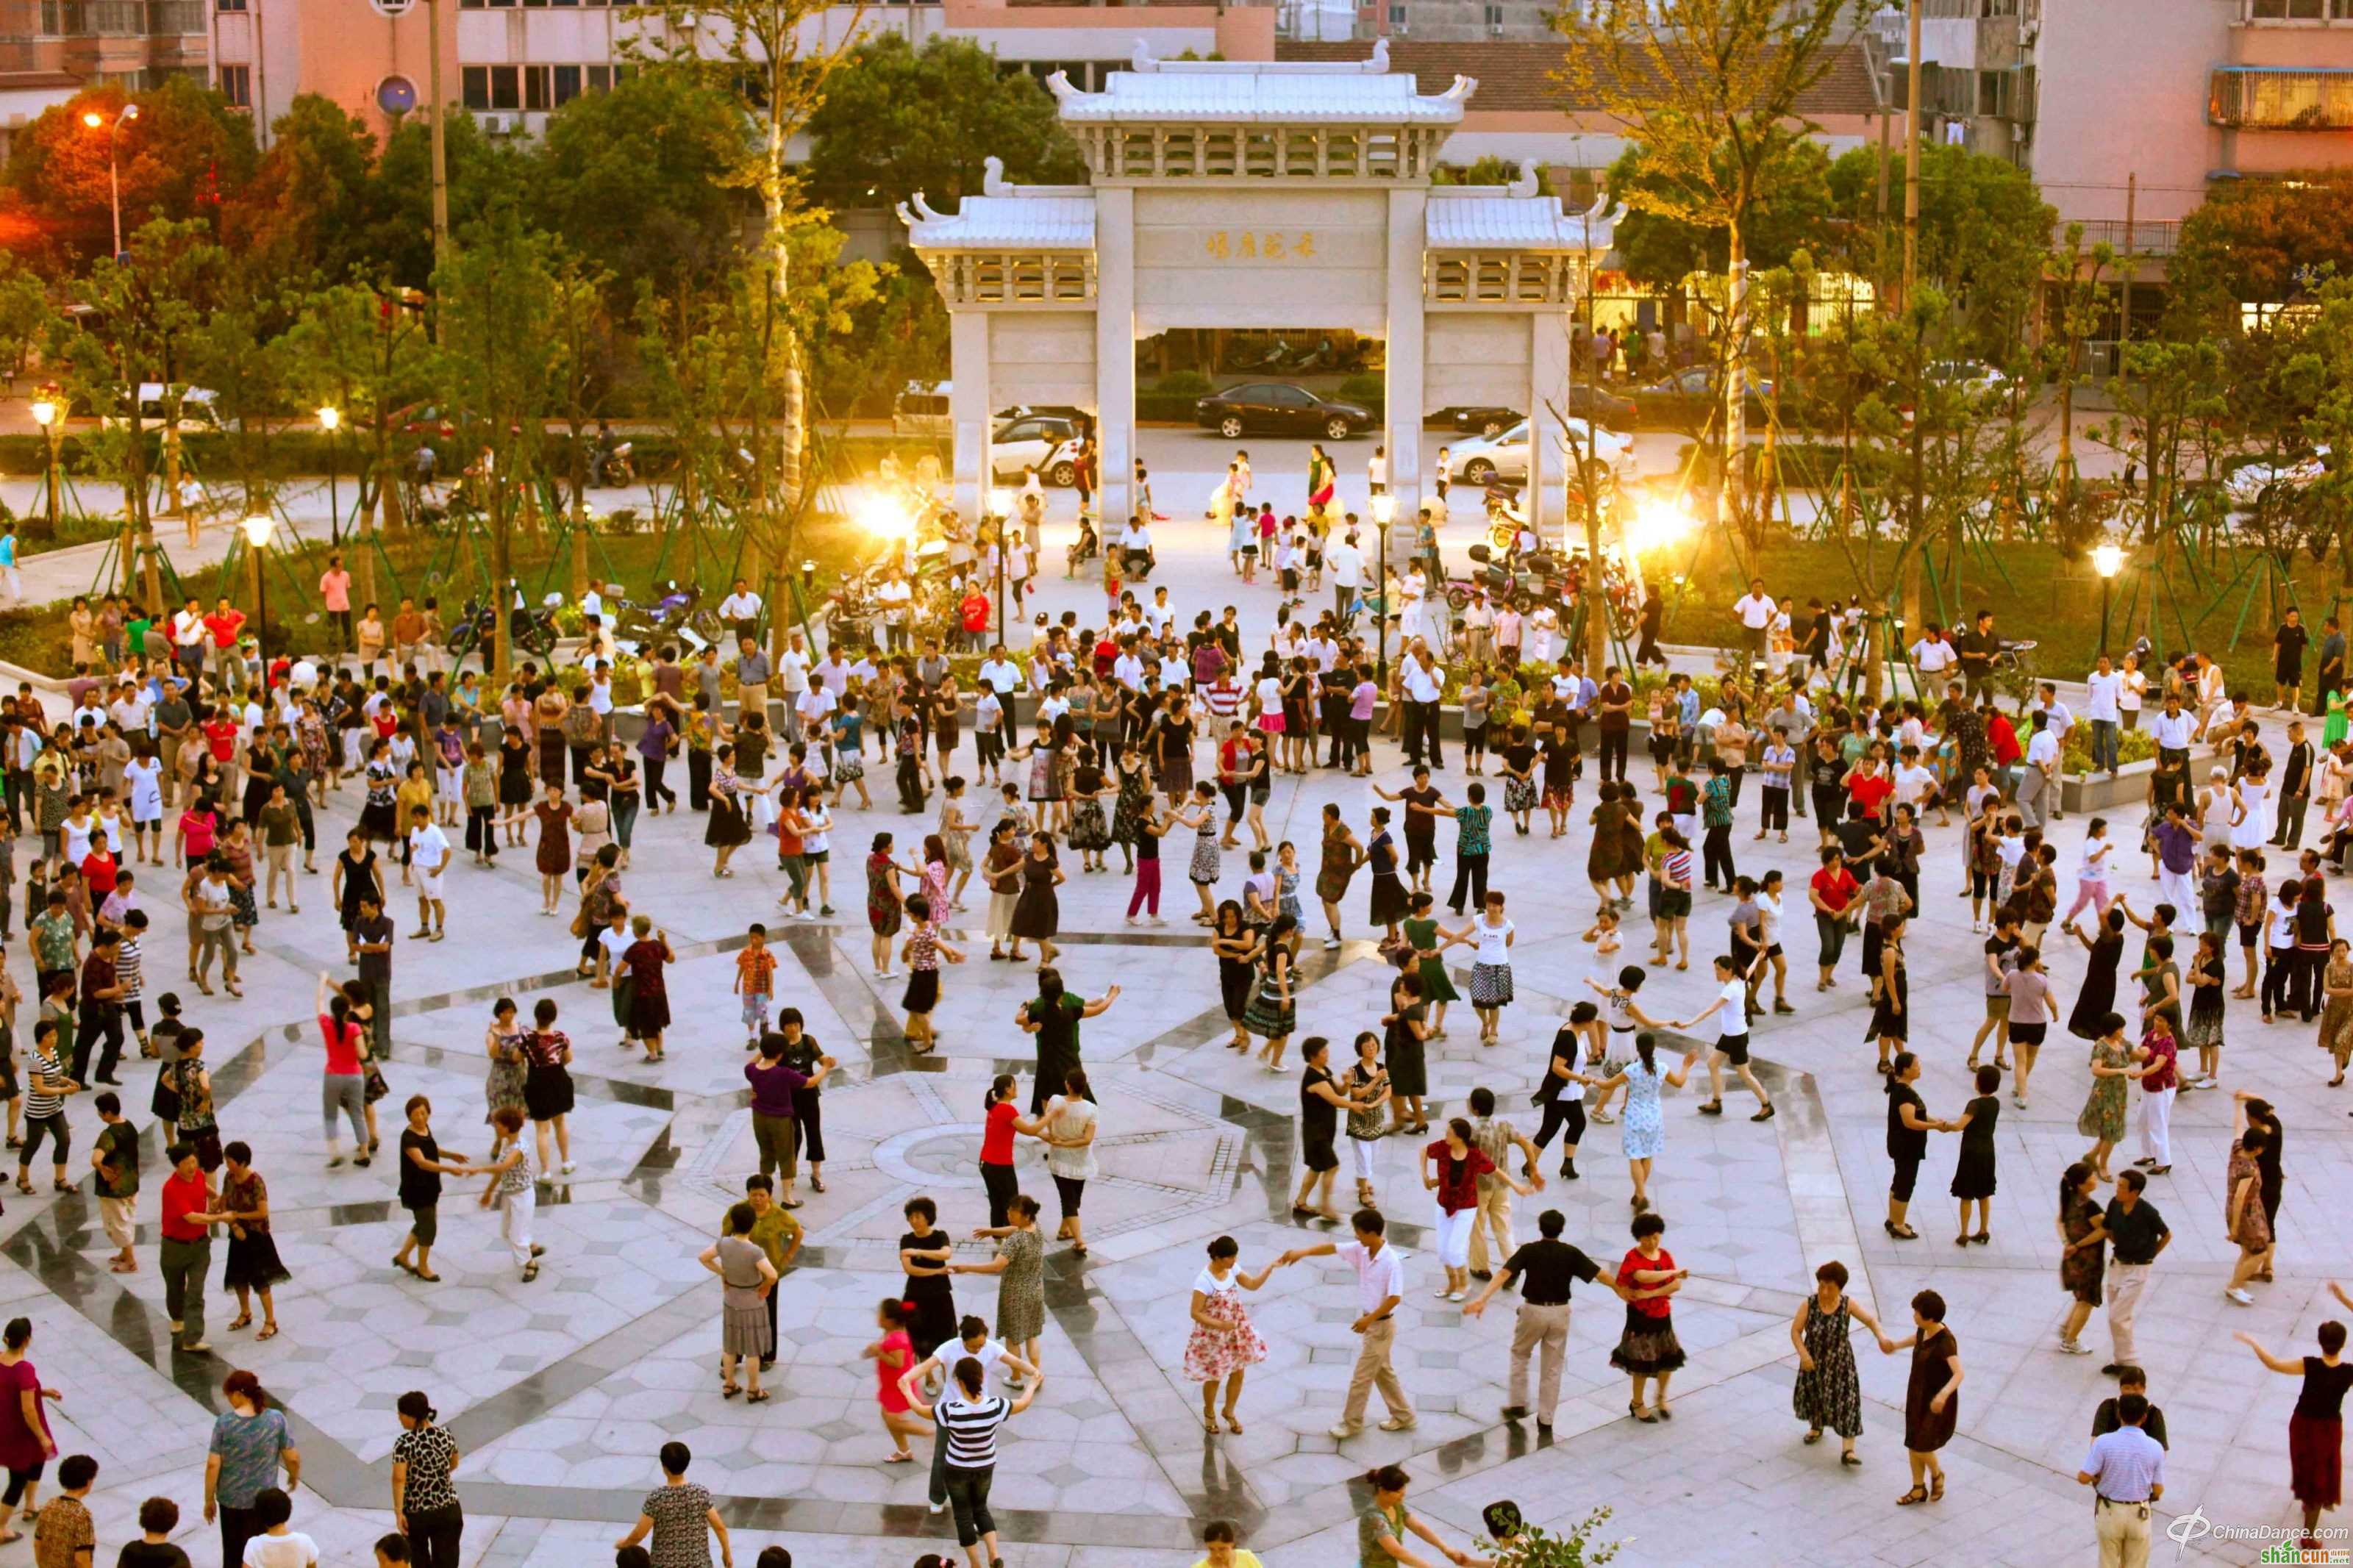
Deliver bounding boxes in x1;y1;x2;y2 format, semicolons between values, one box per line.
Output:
2210;65;2353;128
2054;220;2180;258
2240;0;2353;21
31;0;203;33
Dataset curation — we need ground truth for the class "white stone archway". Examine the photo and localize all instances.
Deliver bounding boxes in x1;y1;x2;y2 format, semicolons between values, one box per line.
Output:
899;43;1621;541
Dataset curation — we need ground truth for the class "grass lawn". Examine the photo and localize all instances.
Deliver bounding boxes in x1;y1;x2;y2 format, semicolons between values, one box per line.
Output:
1652;529;2346;698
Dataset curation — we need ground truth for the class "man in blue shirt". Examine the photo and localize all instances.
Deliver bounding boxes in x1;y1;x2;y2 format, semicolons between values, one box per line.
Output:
2077;1392;2164;1567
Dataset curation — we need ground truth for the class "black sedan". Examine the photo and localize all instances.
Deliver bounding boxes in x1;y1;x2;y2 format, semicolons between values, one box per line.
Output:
1625;365;1775;426
1194;382;1375;441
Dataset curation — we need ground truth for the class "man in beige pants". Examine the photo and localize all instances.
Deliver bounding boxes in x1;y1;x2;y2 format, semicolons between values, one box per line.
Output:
1464;1208;1621;1429
1465;1088;1542;1279
1279;1209;1414;1438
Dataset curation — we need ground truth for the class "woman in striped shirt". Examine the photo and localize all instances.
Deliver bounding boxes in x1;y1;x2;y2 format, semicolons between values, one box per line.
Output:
897;1354;1044;1568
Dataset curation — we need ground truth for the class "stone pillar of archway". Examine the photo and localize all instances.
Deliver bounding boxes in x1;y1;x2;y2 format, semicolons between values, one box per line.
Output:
1095;187;1136;534
1384;187;1427;558
949;315;990;523
1529;311;1571;531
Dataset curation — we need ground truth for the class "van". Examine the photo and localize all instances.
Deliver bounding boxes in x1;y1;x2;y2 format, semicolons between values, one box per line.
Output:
101;383;222;434
892;381;952;437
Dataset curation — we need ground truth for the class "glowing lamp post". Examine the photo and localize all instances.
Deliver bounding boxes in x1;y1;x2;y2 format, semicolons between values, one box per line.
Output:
1371;492;1397;681
241;512;275;681
83;104;138;258
29;398;59;537
318;405;343;543
2093;542;2125;659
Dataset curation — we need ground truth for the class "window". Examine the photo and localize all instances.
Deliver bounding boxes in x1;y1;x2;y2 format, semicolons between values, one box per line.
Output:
552;64;581;104
215;0;245;11
461;65;489;110
217;63;249;105
489;64;519;110
1387;1;1404;24
1483;1;1502;24
522;64;551;108
587;64;611;91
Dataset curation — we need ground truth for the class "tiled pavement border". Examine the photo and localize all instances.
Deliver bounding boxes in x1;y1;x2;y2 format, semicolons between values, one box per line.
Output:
0;917;1902;1555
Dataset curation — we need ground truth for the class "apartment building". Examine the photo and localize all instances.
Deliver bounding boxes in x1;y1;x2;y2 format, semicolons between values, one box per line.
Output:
1893;0;2353;246
210;0;1277;148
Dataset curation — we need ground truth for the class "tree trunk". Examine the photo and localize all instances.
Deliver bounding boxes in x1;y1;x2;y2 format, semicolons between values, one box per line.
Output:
491;496;513;681
1722;221;1750;549
1864;592;1887;706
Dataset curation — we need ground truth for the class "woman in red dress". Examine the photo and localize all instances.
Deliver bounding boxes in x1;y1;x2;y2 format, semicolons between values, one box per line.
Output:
2238;1311;2353;1549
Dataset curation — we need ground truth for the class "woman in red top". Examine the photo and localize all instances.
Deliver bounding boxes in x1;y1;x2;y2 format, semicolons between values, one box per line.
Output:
977;1073;1049;1229
1420;1116;1536;1301
862;1298;924;1461
1610;1211;1690;1422
315;974;376;1167
621;917;676;1064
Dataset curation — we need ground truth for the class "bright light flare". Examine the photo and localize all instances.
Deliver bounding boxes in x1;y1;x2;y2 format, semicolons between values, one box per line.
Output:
1626;496;1696;554
853;488;912;540
240;515;275;548
2092;543;2125;579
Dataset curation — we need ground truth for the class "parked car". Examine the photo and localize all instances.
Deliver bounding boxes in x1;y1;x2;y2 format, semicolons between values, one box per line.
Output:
1441;384;1636;437
1193;382;1375;441
2226;445;2330;508
994;403;1091;427
1624;365;1774;426
1926;360;2009;398
1446;418;1636;486
991;413;1085;487
101;383;221;434
893;381;952;437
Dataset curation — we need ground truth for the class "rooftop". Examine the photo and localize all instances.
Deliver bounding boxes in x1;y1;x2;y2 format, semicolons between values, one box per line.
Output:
1274;39;1885;118
1426;191;1621;250
1049;42;1474;123
898;193;1097;250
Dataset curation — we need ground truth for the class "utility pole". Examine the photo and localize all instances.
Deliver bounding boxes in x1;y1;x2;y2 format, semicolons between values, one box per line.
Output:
2116;172;2137;389
1902;0;1922;310
1874;101;1892;304
426;0;450;265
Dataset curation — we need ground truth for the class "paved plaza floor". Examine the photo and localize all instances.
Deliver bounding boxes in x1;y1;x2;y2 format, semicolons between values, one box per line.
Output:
0;445;2335;1568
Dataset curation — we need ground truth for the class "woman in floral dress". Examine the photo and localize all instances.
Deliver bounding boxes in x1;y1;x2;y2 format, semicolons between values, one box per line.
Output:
954;1192;1047;1373
1182;1235;1280;1435
482;999;528;1150
2075;1017;2136;1180
2056;1160;2107;1354
1790;1259;1890;1465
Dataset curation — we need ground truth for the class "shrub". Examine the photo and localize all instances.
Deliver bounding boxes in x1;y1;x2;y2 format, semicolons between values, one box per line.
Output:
1338;373;1386;406
1153;371;1212;398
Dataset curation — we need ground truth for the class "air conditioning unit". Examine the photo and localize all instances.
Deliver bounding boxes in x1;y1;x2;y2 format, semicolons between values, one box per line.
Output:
479;112;517;135
1489;20;1503;32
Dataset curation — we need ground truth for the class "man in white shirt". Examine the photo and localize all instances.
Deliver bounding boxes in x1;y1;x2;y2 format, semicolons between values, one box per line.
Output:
875;573;913;652
1144;587;1174;637
1279;1211;1414;1438
976;645;1021;750
2149;692;2195;768
2033;681;2076;819
793;679;836;747
2019;710;2061;829
407;804;449;941
2084;655;2124;777
1399;643;1446;771
776;631;812;742
1327;530;1364;625
1112;643;1147;692
815;648;851;697
1910;625;1957;681
1732;577;1774;670
1368;446;1389;495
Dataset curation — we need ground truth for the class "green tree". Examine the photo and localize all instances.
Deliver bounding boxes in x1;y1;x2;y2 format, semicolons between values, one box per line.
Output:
4;79;256;261
1824;141;2054;357
224;95;381;282
1604;137;1832;292
532;68;754;302
431;210;571;673
1431;155;1552;192
351;111;519;290
2170;172;2353;326
1554;0;1865;540
0;253;54;377
803;36;1085;212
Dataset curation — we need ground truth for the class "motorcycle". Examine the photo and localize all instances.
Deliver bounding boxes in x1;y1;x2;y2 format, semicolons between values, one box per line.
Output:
613;579;721;650
592;440;636;487
1445;543;1567;615
445;581;561;669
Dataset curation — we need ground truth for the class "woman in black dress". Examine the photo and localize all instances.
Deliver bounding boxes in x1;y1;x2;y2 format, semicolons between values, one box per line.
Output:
1892;1289;1963;1506
333;828;382;963
2238;1093;2286;1281
1365;806;1408;948
1209;901;1258;1050
520;997;576;1175
497;727;534;846
209;1140;290;1339
897;1195;957;1360
1007;831;1066;966
2066;906;2127;1040
1865;918;1909;1074
1382;969;1431;1135
1947;1063;2002;1245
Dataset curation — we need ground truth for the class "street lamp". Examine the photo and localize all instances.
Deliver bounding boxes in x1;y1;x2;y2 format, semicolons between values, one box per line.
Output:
318;406;342;544
986;487;1013;642
241;513;274;684
28;397;59;537
1371;492;1397;682
2093;542;2126;659
82;104;138;259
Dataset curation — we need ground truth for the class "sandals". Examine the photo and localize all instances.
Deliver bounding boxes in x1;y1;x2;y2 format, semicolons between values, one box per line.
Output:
721;1384;742;1400
1840;1451;1863;1467
1225;1414;1243;1434
521;1263;540;1282
229;1314;254;1331
746;1389;770;1403
1896;1486;1928;1507
415;1270;441;1283
1803;1428;1823;1445
1202;1416;1221;1434
256;1325;278;1340
1929;1475;1945;1501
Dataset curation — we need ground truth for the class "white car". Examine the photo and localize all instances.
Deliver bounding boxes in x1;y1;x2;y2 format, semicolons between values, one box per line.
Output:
2226;445;2329;508
990;413;1084;487
1446;418;1635;487
100;383;221;434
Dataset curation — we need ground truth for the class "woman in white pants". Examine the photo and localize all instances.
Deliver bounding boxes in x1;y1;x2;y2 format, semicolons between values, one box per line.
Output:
1421;1116;1535;1302
479;1106;542;1281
